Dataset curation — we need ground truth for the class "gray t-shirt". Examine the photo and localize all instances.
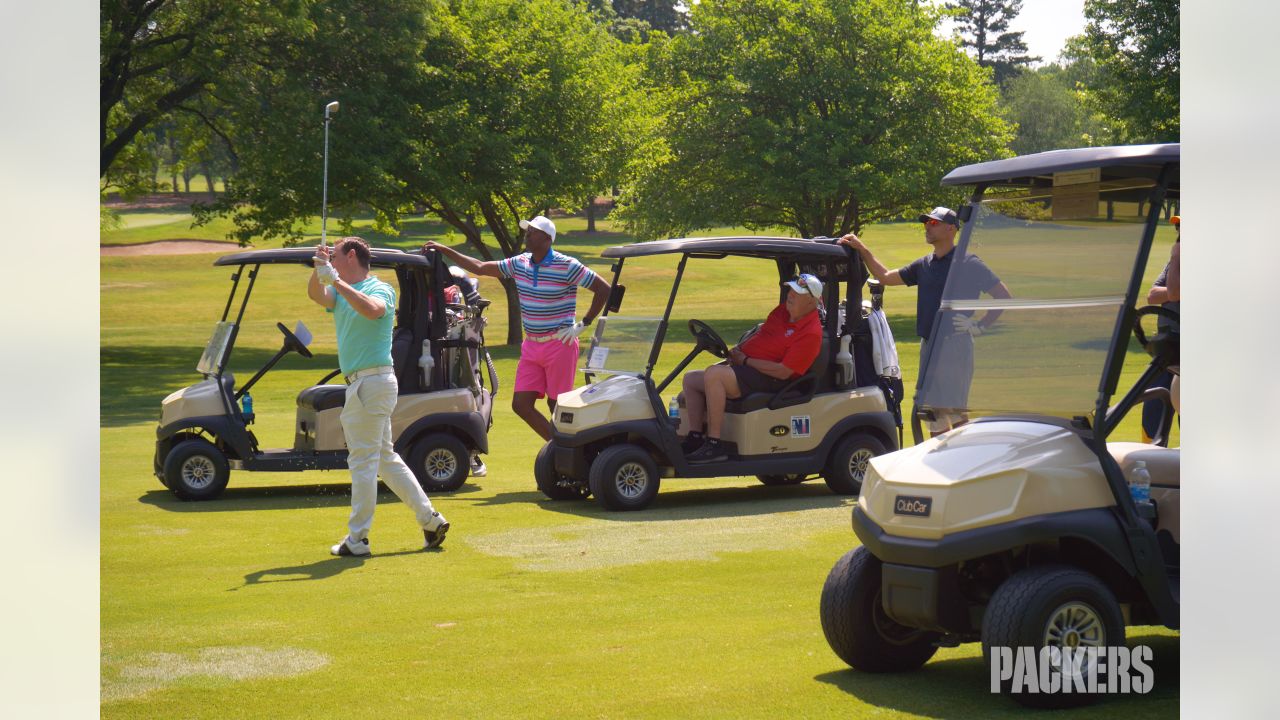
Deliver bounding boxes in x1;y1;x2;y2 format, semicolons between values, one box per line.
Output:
899;250;1000;339
1153;262;1180;332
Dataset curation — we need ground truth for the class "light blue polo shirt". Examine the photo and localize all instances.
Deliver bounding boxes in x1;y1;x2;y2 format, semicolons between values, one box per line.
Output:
329;276;395;375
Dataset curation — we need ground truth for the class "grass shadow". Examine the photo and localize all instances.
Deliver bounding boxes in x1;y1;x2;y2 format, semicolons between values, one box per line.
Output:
235;546;442;589
519;481;854;522
813;632;1179;719
139;481;481;513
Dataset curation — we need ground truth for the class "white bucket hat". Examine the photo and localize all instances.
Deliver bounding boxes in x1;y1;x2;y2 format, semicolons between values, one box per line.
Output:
519;215;557;242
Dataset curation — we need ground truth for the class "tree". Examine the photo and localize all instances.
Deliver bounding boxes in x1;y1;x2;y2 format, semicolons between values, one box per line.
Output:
201;0;648;344
612;1;689;35
617;0;1012;240
946;0;1039;86
1079;0;1179;142
1003;65;1111;154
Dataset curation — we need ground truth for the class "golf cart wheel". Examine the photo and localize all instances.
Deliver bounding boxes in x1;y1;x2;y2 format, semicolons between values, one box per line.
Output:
981;564;1125;709
757;473;806;486
820;546;940;672
535;441;589;501
588;444;660;511
824;432;887;495
407;433;470;492
163;438;230;501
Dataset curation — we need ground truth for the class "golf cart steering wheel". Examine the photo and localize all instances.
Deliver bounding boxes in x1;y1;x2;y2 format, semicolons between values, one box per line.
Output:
688;319;730;359
1131;305;1179;352
277;322;313;359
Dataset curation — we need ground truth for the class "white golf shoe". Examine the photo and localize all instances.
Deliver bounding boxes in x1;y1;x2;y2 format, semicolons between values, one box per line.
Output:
330;536;371;557
423;512;450;550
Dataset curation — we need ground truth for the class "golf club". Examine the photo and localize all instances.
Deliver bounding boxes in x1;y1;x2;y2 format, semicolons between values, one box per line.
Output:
320;100;340;254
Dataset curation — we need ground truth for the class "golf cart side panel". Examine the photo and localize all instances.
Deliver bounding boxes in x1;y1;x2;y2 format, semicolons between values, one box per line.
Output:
156;415;255;461
394;411;490;456
552;375;658;432
721;387;888;456
859;420;1115;541
303;407;346;451
390;389;481;437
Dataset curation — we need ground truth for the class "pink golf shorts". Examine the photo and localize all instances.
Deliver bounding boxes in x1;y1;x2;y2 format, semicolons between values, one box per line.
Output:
514;336;580;400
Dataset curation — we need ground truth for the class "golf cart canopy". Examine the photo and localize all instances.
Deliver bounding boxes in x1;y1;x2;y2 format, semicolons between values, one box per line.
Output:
942;144;1179;194
602;236;849;260
213;246;435;270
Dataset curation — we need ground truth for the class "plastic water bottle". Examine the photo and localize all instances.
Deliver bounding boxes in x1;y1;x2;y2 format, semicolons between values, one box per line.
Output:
668;396;680;420
241;392;253;417
1128;461;1151;503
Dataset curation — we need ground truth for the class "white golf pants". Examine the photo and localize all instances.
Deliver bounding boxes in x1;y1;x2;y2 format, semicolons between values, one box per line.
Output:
340;371;436;541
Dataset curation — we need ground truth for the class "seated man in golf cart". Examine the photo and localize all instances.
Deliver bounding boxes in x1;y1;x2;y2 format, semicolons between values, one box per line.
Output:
680;274;825;463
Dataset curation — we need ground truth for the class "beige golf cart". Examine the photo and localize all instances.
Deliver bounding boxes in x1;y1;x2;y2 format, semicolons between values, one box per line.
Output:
537;237;905;511
154;247;497;500
819;144;1180;708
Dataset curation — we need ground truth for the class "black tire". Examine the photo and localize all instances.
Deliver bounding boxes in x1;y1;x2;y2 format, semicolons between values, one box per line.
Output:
757;473;807;486
588;444;660;511
820;546;940;672
535;441;588;500
981;565;1126;709
824;431;887;495
164;438;230;501
407;433;470;492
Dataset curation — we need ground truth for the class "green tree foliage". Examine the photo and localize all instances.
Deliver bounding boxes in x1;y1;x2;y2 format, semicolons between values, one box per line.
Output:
1079;0;1179;142
618;0;1012;239
946;0;1039;86
201;0;645;343
1003;65;1111;154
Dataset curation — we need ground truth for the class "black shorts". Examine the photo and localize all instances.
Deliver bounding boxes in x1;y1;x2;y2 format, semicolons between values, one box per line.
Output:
731;364;789;395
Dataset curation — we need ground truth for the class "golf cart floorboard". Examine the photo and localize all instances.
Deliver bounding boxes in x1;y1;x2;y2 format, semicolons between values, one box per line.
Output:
238;449;347;472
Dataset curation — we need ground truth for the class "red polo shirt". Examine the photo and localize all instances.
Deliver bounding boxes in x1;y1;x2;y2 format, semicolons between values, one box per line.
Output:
740;304;823;378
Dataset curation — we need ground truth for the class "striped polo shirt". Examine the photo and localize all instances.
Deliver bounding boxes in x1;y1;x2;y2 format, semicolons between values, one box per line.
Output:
497;249;597;335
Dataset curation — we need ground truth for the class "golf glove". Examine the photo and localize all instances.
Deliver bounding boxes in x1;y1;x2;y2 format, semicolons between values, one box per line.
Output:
952;314;983;337
555;321;587;345
316;262;337;286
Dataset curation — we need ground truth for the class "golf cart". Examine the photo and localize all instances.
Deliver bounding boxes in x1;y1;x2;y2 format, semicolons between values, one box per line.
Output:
537;237;904;511
819;144;1180;708
154;246;498;500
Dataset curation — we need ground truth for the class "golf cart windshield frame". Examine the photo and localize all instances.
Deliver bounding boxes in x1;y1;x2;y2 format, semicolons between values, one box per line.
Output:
591;236;867;392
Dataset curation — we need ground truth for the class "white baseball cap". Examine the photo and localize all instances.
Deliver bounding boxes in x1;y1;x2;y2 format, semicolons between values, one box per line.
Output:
784;273;824;297
519;215;557;242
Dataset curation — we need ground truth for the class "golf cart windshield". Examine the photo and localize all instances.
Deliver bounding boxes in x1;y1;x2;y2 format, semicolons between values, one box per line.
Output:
583;315;663;377
918;180;1157;420
197;321;236;376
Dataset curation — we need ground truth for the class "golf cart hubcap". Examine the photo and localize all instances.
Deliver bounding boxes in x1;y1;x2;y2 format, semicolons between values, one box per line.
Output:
848;448;874;481
615;462;649;498
1044;601;1104;649
181;455;216;489
425;449;458;480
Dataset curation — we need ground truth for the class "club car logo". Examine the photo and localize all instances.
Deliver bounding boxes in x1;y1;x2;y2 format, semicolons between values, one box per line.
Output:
991;646;1154;695
894;495;932;517
769;425;789;437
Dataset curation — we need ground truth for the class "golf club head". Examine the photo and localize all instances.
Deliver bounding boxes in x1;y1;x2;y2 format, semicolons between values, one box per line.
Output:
325;100;340;116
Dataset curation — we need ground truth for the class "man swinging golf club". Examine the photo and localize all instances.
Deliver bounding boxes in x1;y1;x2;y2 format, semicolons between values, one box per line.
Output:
310;238;450;556
423;215;611;440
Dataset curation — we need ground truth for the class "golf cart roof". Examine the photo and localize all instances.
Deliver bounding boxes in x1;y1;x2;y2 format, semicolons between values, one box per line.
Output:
213;246;434;269
942;143;1180;188
602;236;849;259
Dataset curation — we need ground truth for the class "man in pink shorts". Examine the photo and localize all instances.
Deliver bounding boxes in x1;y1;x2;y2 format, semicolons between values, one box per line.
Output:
424;215;611;439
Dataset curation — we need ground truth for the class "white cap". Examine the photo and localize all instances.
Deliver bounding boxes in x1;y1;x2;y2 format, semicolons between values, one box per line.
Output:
784;273;824;297
519;215;557;242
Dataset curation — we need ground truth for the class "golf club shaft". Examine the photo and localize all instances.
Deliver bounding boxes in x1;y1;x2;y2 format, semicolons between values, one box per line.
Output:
321;113;331;249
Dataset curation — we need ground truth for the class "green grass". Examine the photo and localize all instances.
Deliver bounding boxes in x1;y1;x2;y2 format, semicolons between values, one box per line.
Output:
101;217;1179;718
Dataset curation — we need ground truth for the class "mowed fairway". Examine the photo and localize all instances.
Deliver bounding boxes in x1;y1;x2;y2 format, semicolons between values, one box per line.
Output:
101;216;1179;718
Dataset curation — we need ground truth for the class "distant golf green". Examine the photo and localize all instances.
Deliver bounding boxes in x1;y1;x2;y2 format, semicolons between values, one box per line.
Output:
101;211;1178;718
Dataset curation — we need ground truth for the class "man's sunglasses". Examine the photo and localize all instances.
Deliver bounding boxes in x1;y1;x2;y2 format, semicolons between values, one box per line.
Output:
923;218;941;226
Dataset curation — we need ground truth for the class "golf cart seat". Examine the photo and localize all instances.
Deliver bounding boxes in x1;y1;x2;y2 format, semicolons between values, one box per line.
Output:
726;337;830;414
1107;442;1180;488
297;385;347;412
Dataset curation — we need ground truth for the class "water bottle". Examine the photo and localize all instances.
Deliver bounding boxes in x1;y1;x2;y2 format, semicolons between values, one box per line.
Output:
241;392;253;418
1128;460;1151;503
668;396;680;421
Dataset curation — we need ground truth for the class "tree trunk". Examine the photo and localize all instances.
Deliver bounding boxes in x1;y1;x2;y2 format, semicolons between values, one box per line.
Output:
202;161;216;195
170;170;179;194
501;277;523;346
182;167;192;193
585;196;597;233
